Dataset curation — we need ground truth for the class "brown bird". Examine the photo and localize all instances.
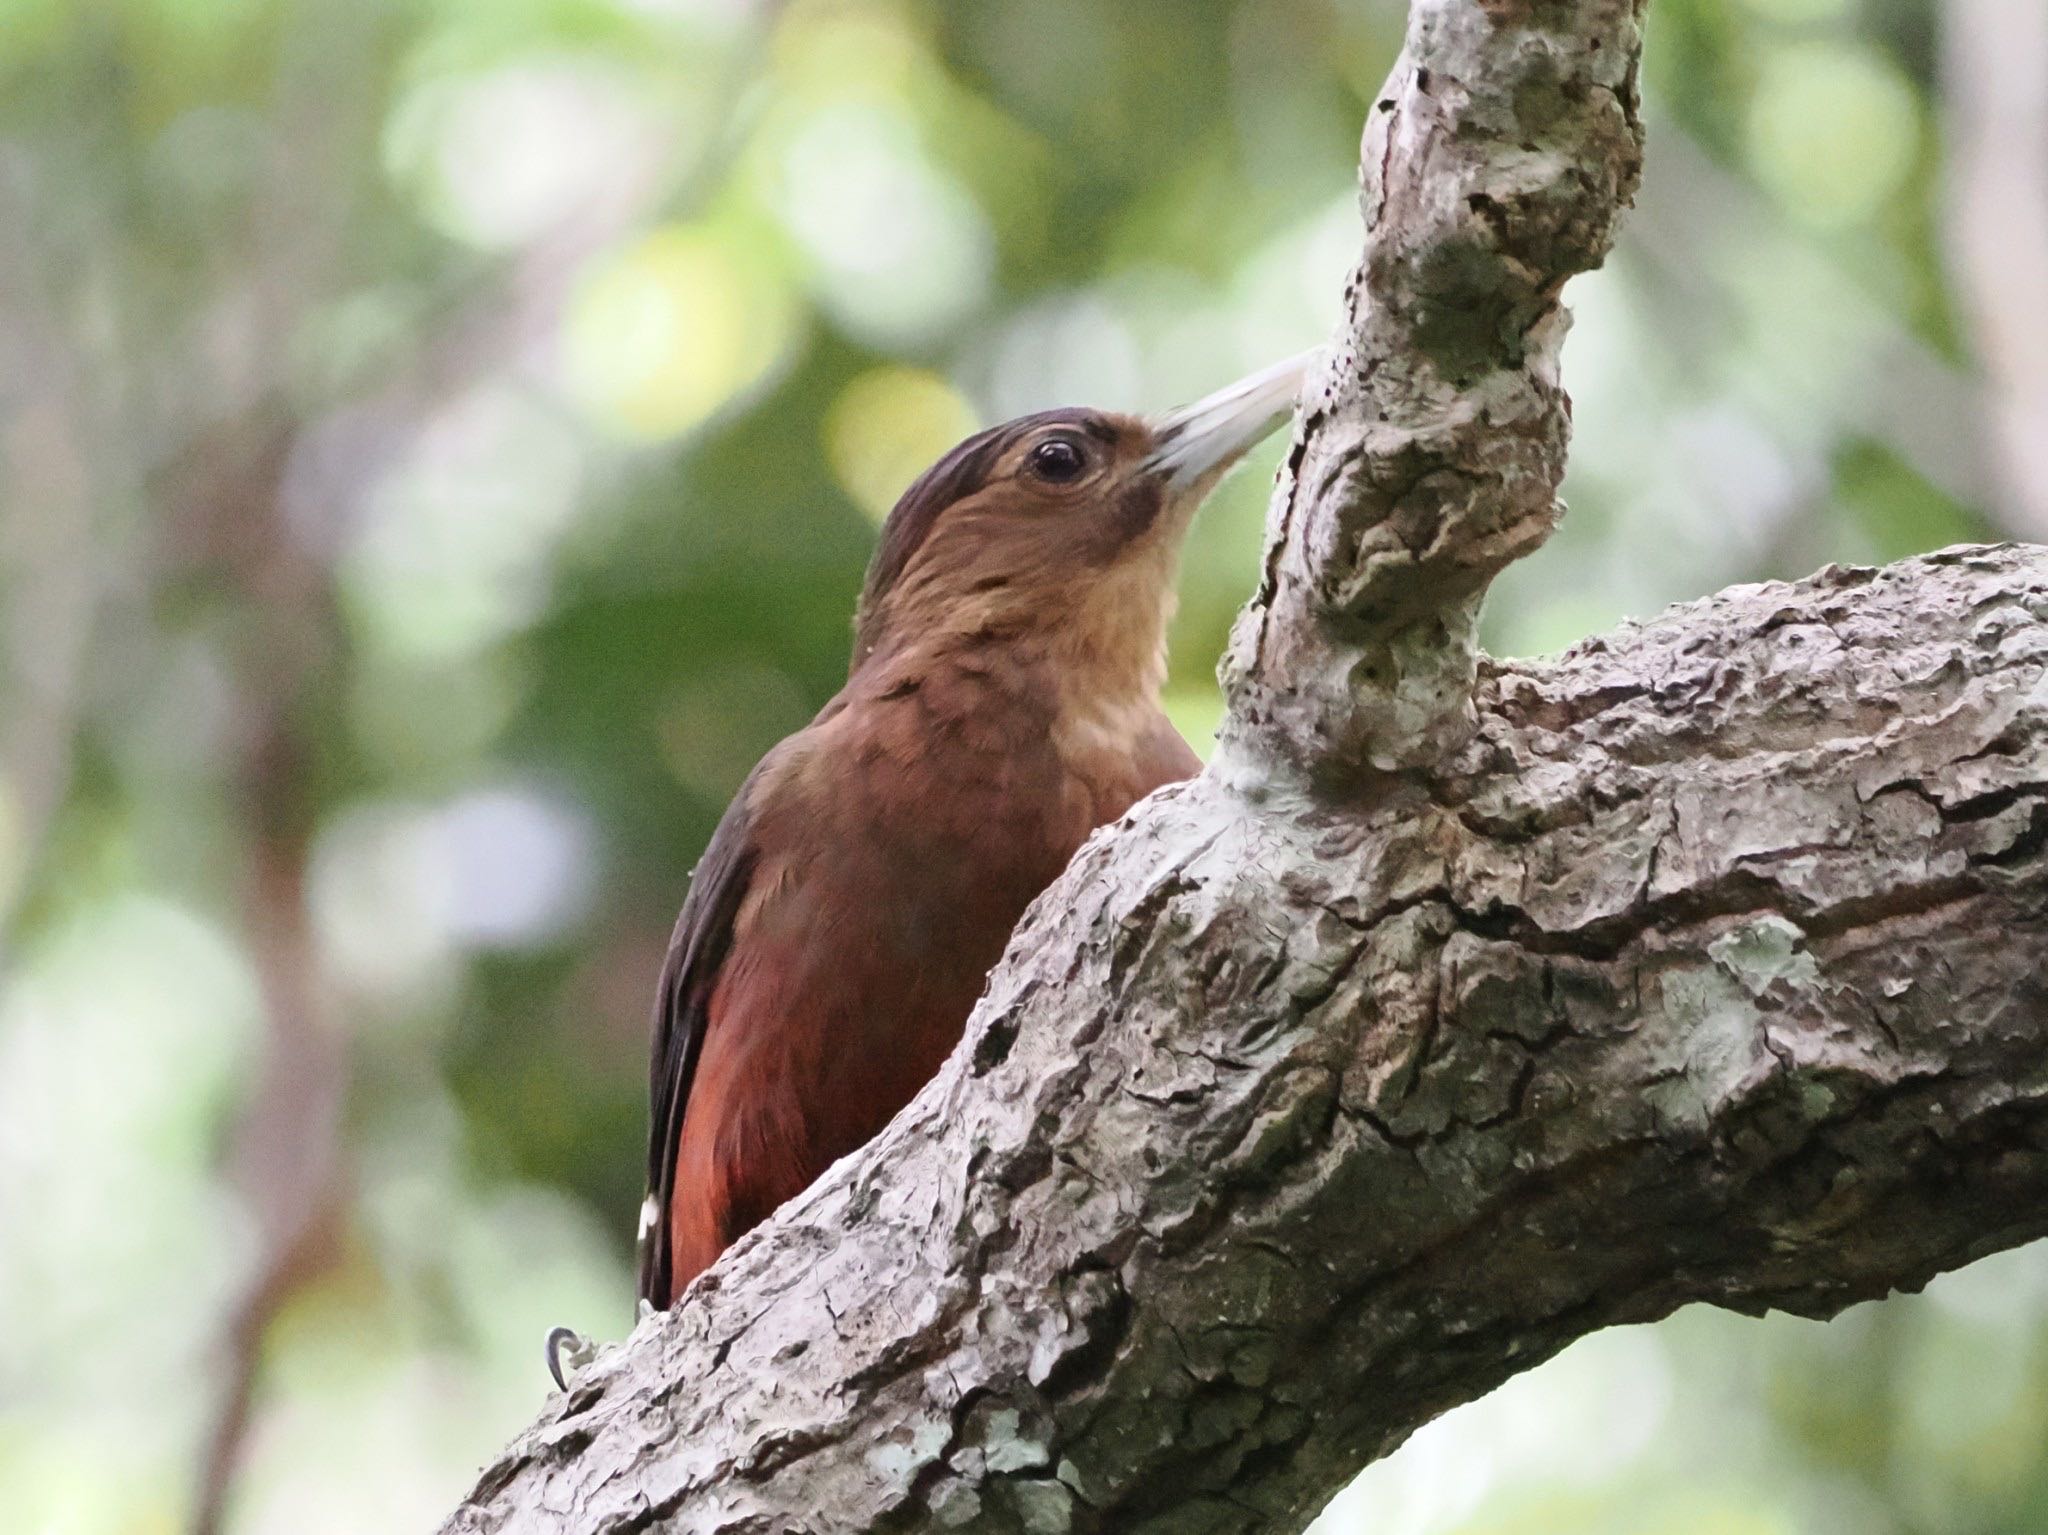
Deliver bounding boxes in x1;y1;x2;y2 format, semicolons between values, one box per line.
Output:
635;355;1309;1311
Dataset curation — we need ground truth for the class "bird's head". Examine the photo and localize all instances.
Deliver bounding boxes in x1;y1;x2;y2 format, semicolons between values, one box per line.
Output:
850;354;1312;679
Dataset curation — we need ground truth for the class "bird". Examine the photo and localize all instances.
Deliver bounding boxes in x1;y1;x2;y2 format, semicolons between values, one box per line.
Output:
634;354;1310;1313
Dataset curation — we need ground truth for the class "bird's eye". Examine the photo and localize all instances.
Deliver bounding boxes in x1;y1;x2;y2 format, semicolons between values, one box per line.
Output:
1028;436;1088;483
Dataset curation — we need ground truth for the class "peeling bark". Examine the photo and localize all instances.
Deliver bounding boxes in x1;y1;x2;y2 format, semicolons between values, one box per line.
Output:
441;2;2048;1531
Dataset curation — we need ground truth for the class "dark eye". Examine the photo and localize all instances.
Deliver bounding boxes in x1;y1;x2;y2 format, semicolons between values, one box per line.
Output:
1028;436;1088;482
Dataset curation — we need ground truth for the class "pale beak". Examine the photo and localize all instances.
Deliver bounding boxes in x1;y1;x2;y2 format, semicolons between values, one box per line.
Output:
1143;351;1315;491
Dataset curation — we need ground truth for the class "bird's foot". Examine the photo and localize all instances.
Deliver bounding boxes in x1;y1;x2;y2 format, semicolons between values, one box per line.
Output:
545;1325;599;1392
546;1302;660;1390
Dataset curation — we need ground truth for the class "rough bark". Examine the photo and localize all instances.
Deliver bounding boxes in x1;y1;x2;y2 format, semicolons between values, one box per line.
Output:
442;1;2048;1531
448;541;2048;1535
1219;0;1642;781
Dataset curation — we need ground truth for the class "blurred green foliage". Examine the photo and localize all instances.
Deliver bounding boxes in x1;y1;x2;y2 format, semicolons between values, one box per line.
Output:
0;0;2032;1530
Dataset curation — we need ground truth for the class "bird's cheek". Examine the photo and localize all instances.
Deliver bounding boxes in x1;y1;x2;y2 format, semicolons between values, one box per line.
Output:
1114;477;1166;542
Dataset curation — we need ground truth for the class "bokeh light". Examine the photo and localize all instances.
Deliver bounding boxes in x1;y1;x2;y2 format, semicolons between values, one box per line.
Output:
769;100;996;348
823;365;981;523
342;383;588;661
561;222;800;440
386;59;671;251
1746;41;1922;229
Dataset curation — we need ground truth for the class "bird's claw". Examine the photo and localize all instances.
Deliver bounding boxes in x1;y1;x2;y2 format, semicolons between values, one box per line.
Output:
546;1302;659;1391
545;1325;597;1392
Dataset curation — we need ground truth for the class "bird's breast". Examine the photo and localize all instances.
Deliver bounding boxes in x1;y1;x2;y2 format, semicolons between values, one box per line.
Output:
1051;689;1173;816
664;671;1194;1288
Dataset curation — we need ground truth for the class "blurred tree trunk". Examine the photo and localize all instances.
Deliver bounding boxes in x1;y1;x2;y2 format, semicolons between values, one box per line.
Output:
442;1;2048;1530
1944;0;2048;539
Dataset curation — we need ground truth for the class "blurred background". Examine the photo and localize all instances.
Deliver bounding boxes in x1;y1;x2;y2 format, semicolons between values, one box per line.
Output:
2;0;2045;1530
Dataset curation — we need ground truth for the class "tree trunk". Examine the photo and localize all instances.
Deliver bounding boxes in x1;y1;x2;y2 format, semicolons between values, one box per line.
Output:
442;2;2048;1531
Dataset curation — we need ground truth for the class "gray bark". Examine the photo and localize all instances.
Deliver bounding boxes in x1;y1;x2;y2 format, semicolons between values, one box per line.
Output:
443;1;2048;1531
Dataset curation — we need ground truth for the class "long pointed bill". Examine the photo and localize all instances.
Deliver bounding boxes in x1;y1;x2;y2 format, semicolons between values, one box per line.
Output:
1143;350;1315;491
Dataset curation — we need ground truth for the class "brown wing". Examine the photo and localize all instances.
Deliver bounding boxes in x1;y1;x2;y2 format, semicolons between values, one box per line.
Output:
637;786;759;1311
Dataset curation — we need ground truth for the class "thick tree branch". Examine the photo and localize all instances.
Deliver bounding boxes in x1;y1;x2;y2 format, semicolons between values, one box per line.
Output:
449;542;2048;1535
442;2;2048;1531
1221;0;1642;778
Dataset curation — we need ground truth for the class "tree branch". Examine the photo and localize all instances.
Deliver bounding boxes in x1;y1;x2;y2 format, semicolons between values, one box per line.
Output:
449;539;2048;1534
441;2;2048;1531
1221;0;1642;778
